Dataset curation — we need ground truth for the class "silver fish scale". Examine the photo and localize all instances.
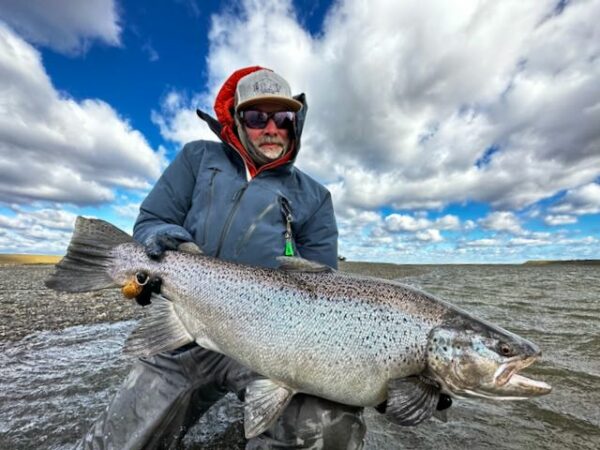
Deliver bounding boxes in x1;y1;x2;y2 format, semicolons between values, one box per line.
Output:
112;244;450;406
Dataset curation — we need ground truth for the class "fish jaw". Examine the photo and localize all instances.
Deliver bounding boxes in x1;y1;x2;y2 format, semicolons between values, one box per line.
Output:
489;354;552;399
426;324;552;400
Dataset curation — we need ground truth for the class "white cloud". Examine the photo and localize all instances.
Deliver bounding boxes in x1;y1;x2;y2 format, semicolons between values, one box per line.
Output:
549;183;600;215
153;0;600;217
415;229;443;242
142;41;159;62
556;236;598;246
544;214;577;226
384;213;461;232
0;0;121;55
151;91;216;146
0;23;166;206
479;211;523;234
113;202;142;220
508;237;549;246
385;214;431;232
464;220;476;231
435;215;461;230
0;207;78;253
463;238;501;248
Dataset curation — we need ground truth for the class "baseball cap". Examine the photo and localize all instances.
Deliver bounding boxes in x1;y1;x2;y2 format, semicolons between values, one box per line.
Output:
235;69;303;112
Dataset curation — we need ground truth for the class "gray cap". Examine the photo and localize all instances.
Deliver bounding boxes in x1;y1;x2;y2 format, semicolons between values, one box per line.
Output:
235;69;303;112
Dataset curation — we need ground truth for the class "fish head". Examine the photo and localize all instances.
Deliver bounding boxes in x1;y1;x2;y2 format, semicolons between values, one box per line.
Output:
425;321;551;400
108;244;164;299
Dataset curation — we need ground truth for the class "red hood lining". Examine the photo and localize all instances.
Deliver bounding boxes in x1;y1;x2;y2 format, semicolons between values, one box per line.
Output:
214;66;296;178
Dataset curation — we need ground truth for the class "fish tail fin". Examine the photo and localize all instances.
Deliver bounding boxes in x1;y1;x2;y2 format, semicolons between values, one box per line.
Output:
45;216;133;292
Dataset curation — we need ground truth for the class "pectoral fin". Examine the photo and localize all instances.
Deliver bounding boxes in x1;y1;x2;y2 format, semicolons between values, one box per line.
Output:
124;293;194;356
385;376;440;426
244;379;296;439
433;408;448;422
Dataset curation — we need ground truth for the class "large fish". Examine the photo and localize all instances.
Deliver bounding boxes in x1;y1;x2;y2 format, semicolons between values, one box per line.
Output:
46;217;551;438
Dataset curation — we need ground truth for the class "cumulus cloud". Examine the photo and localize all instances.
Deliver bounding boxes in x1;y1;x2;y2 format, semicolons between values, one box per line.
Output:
479;211;524;234
0;0;121;55
0;207;78;253
0;23;166;206
549;183;600;215
544;214;577;226
151;91;216;146
463;238;501;248
113;201;142;220
385;214;431;232
415;229;443;242
153;0;600;216
384;213;461;232
0;207;77;231
508;237;549;246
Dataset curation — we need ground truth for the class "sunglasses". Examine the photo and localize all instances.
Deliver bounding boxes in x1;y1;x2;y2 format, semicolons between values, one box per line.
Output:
239;110;295;129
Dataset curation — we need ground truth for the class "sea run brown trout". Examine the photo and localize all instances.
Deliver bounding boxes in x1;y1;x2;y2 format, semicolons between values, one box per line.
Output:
46;217;551;438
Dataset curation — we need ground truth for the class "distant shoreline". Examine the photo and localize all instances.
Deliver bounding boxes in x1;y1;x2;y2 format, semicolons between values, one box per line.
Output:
522;259;600;266
1;253;598;267
0;254;62;265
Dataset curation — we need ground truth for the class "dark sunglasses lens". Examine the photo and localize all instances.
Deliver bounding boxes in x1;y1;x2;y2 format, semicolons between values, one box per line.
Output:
243;110;268;128
242;110;294;129
272;111;295;128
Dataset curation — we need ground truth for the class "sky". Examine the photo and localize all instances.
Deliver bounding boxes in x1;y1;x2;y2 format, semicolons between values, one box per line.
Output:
0;0;599;264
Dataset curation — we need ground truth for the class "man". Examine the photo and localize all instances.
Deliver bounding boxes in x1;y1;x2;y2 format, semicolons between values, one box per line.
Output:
78;66;366;449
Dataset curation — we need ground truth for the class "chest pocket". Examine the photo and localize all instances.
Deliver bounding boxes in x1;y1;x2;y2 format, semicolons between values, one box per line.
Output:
233;194;296;259
186;165;242;255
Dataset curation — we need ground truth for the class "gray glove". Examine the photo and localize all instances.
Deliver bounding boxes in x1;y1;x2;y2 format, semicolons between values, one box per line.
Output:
143;230;202;259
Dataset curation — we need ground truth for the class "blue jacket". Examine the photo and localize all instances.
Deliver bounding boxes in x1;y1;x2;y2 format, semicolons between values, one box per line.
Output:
133;69;338;269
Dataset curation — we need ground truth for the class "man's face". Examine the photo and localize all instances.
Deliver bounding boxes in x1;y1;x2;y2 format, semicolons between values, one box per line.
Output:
241;104;291;161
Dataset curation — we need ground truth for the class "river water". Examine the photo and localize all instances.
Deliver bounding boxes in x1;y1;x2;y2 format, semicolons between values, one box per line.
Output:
0;263;598;449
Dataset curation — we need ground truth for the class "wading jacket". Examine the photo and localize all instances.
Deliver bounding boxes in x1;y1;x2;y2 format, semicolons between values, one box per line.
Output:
133;67;338;269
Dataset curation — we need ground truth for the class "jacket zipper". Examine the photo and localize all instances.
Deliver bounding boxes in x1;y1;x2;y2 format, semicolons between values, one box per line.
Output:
202;168;220;246
215;183;248;258
280;197;295;256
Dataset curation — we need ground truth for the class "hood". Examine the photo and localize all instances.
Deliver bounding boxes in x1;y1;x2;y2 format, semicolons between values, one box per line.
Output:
196;66;308;178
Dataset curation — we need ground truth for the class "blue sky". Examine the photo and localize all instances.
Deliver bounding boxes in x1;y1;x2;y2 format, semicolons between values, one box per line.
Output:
0;0;599;263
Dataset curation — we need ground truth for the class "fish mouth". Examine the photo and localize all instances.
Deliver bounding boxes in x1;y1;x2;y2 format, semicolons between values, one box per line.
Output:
492;354;552;398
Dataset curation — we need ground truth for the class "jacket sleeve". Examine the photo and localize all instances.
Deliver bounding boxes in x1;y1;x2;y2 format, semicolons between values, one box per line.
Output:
294;191;339;269
133;143;199;246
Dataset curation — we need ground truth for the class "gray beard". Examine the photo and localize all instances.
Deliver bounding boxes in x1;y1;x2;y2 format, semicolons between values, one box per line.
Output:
235;117;288;167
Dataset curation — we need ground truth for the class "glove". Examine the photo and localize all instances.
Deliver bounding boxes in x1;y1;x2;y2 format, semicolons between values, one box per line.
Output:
143;230;202;260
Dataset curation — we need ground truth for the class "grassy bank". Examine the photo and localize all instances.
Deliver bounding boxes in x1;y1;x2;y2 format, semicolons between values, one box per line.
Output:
523;259;600;266
0;254;62;265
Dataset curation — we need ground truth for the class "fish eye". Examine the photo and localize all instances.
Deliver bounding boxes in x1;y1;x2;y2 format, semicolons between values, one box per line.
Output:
135;272;149;286
499;343;513;357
